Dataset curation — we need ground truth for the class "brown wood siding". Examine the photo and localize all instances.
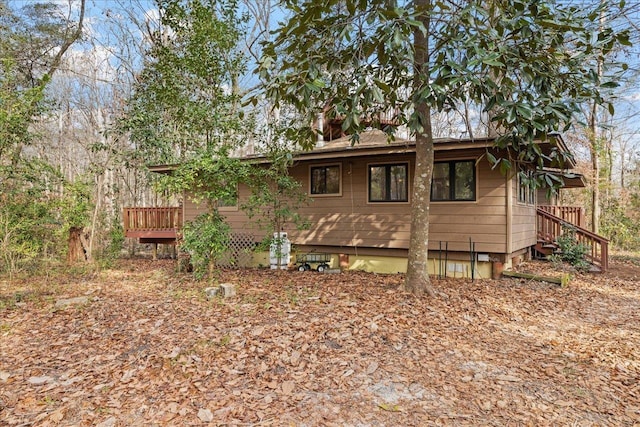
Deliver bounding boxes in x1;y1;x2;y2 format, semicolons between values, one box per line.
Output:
288;155;413;249
510;177;537;251
182;152;513;255
429;164;507;253
183;186;266;241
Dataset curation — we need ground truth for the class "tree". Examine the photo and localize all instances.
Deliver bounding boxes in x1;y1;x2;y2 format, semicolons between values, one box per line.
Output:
120;0;249;166
120;0;254;275
242;128;310;267
0;0;86;272
258;0;631;295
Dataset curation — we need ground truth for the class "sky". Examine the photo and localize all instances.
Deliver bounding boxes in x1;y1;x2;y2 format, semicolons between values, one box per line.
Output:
8;0;640;152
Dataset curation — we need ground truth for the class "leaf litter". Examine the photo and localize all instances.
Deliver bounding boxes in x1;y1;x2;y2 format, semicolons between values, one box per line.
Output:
0;258;638;426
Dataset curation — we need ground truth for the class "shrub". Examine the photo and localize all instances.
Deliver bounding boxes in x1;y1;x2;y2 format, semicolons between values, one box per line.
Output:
550;225;591;271
180;212;230;279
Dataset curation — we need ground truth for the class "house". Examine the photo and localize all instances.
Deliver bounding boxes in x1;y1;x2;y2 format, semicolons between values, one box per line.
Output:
123;130;608;276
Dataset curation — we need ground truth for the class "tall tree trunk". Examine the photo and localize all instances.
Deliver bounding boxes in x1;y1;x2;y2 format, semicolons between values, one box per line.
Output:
590;103;600;235
404;0;435;296
68;227;87;263
590;4;606;235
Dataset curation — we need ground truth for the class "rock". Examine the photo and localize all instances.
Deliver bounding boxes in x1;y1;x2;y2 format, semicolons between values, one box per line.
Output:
204;287;220;299
205;284;236;299
55;296;89;308
219;283;236;298
96;416;117;427
28;376;54;385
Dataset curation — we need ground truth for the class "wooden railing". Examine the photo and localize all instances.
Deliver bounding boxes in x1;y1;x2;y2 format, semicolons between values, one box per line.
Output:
123;207;182;238
537;208;608;271
538;205;585;228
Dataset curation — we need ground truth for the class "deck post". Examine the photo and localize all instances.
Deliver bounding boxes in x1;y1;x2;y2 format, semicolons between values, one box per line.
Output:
152;243;158;260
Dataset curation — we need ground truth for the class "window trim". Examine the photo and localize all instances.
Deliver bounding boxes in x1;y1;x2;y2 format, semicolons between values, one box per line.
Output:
218;183;239;212
517;168;536;206
367;161;410;203
309;163;342;197
430;159;477;202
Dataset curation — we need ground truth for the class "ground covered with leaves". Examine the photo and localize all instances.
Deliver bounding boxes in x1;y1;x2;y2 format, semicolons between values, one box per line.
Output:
1;257;639;426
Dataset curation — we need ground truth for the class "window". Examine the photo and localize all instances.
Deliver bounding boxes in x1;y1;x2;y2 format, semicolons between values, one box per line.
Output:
368;163;409;202
218;185;238;209
310;164;341;195
517;169;536;205
431;160;476;201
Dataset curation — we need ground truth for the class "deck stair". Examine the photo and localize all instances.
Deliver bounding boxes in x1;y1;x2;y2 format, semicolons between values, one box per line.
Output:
536;207;608;272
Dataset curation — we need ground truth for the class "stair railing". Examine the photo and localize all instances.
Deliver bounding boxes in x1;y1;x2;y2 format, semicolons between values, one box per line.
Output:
536;208;608;271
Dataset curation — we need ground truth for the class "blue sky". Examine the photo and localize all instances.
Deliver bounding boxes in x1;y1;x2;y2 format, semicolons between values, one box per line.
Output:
12;0;639;152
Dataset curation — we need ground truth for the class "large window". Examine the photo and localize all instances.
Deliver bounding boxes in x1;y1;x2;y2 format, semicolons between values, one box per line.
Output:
431;160;476;201
310;164;341;195
368;163;409;202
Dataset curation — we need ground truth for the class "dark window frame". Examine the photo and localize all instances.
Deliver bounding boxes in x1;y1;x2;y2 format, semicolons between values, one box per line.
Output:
310;163;342;196
368;162;410;203
430;160;477;202
517;168;536;205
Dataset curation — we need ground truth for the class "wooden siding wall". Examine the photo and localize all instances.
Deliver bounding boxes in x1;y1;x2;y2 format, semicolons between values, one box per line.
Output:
289;155;415;250
429;163;507;253
510;177;537;251
183;186;266;241
181;152;539;256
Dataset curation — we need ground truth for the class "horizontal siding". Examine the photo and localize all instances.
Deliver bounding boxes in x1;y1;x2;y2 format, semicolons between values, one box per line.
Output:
290;156;413;249
182;152;512;254
510;177;537;251
183;197;207;222
429;164;507;253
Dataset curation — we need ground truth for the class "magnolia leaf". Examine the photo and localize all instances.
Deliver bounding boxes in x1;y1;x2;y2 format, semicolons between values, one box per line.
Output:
378;402;402;412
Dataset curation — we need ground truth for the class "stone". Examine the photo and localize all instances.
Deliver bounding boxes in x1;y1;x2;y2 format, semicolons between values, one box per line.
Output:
96;416;117;427
219;283;236;298
204;287;220;299
28;376;54;385
55;296;89;308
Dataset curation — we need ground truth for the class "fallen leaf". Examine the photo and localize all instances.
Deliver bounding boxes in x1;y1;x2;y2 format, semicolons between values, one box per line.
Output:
282;380;295;395
197;408;214;422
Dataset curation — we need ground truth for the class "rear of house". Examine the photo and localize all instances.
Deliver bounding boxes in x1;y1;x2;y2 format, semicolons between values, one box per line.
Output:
125;130;607;276
179;131;551;278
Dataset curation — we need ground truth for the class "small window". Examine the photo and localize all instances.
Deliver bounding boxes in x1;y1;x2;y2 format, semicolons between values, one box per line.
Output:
368;163;409;202
431;160;476;201
218;185;238;209
517;169;536;205
310;164;341;195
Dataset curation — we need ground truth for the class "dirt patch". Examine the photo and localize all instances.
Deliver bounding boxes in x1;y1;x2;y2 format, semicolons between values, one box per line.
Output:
1;258;638;426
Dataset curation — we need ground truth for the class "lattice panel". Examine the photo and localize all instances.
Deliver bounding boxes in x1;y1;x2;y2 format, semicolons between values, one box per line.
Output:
217;233;256;268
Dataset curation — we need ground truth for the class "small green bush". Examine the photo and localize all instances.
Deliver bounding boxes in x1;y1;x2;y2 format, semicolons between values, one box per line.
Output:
550;225;591;271
180;211;230;279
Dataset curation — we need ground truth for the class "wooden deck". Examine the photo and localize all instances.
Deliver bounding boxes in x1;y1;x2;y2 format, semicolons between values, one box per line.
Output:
123;207;182;243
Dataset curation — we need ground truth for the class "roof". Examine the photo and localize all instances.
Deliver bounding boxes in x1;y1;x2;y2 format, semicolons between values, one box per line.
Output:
148;130;577;172
289;129;577;169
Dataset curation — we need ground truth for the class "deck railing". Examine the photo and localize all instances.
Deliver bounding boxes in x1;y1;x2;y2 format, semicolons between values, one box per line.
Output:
123;207;182;238
538;205;585;228
536;208;608;271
